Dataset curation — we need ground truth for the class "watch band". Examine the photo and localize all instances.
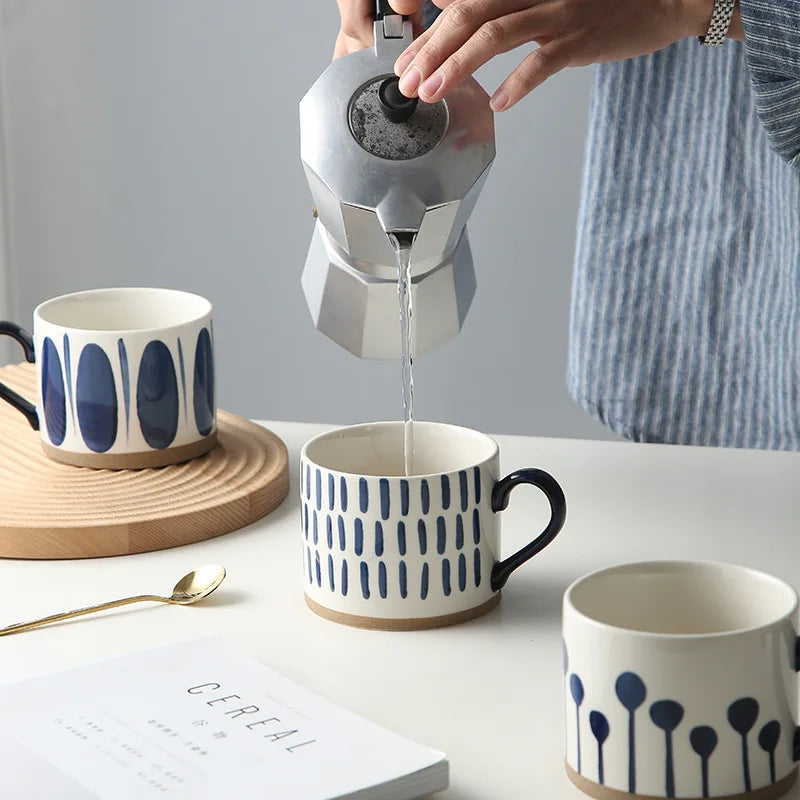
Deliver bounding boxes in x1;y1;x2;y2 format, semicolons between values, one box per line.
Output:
698;0;737;46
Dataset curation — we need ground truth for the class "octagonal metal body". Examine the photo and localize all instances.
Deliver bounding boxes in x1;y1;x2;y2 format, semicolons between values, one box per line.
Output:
299;18;495;358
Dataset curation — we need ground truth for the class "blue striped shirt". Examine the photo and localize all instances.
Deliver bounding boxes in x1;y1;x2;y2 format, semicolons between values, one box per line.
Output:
568;3;800;449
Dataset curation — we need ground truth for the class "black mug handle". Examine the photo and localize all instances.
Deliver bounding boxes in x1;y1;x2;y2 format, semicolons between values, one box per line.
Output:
490;468;566;591
0;322;39;430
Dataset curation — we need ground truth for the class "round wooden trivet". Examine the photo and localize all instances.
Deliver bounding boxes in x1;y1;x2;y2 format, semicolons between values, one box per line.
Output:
0;363;289;559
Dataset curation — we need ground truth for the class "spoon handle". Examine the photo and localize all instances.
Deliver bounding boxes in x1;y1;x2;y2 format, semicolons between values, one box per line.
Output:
0;594;168;636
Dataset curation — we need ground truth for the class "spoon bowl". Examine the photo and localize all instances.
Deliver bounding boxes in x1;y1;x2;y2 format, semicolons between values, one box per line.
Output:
171;565;227;604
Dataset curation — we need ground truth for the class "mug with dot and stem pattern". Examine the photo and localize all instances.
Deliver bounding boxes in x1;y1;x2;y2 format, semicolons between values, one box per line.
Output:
563;561;800;800
0;287;215;468
299;420;567;630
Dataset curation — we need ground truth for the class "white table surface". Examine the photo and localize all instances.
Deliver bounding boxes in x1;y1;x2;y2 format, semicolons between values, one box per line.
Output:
3;421;800;800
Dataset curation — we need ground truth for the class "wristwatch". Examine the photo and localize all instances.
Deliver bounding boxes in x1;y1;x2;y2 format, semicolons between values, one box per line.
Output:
698;0;737;46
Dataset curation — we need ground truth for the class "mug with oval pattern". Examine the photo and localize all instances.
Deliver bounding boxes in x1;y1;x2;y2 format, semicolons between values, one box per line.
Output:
300;420;567;630
0;287;216;468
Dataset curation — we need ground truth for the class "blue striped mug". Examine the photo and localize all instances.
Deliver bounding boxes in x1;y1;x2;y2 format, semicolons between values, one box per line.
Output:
300;421;567;630
0;287;216;468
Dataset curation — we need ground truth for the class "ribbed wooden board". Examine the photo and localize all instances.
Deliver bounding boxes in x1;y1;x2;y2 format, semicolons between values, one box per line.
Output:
0;363;289;559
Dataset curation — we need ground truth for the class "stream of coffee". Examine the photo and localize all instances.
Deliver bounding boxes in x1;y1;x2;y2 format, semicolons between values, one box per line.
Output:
393;235;415;477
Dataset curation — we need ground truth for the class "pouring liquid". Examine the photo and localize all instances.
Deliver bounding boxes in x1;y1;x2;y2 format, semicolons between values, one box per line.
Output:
392;235;415;477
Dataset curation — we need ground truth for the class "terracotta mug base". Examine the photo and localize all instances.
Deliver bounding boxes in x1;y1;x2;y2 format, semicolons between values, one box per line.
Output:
41;431;217;470
304;592;501;631
565;762;798;800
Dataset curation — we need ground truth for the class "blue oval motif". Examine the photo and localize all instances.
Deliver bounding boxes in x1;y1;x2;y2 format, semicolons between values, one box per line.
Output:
76;344;117;453
136;340;179;449
193;328;215;436
41;337;66;446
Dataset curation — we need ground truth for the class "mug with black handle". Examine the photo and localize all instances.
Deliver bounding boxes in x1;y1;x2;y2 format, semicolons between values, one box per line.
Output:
0;287;216;469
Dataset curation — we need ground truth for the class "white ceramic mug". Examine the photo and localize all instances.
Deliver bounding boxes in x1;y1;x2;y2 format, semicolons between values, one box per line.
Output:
563;561;800;800
0;287;216;468
299;421;567;630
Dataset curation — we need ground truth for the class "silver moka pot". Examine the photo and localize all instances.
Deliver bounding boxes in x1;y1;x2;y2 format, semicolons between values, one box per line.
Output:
299;0;495;359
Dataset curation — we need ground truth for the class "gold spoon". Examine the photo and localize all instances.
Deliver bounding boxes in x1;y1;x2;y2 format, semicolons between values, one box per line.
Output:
0;564;226;637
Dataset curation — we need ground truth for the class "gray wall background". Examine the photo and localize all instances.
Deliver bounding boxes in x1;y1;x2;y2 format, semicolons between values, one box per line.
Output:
0;0;615;441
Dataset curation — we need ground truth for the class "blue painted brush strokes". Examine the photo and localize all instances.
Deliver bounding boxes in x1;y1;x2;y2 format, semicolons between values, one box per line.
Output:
312;511;318;545
459;553;467;591
437;516;446;554
397;521;406;555
315;469;322;511
441;475;451;509
355;519;364;556
474;548;481;587
326;515;333;548
459;470;468;511
474;466;481;503
375;521;384;556
303;505;308;539
338;515;346;550
380;478;390;520
41;337;66;446
359;478;369;513
76;344;117;453
378;562;387;598
341;560;349;596
442;559;451;596
418;520;427;554
360;562;370;599
473;509;481;544
421;563;429;599
315;551;322;587
306;465;311;500
328;554;335;591
117;339;130;440
399;561;408;598
193;327;215;436
340;477;348;511
137;340;179;450
177;337;187;423
421;479;430;514
456;515;464;549
63;334;75;428
328;474;335;511
400;479;409;515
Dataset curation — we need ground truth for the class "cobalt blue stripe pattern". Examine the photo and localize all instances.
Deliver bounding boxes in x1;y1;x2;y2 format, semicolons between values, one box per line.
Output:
117;338;130;441
63;334;75;428
177;337;187;424
300;465;492;606
136;340;179;450
76;343;117;453
569;31;800;450
380;478;390;520
41;337;66;446
192;328;215;437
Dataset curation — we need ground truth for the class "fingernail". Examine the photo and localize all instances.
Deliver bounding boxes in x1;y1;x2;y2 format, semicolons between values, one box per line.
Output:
490;89;509;112
419;72;443;99
395;50;416;76
398;66;422;97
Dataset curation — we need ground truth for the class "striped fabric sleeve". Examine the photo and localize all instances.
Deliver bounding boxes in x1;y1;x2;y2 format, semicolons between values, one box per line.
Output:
738;0;800;167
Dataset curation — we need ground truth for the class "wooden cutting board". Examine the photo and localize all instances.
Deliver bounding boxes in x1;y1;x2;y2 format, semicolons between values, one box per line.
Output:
0;363;289;559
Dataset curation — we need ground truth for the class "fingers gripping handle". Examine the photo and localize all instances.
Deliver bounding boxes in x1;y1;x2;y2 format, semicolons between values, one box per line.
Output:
0;322;39;430
490;468;567;591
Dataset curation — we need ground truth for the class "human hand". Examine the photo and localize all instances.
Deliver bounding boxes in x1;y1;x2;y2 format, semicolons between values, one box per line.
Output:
393;0;718;110
334;0;427;58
